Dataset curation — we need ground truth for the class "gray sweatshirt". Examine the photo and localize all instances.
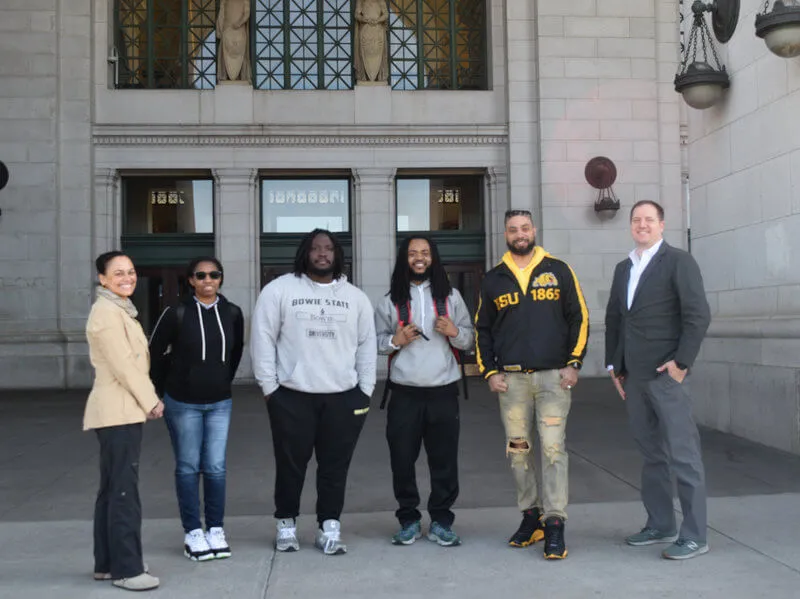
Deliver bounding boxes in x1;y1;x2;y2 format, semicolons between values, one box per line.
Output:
375;281;474;387
250;273;377;397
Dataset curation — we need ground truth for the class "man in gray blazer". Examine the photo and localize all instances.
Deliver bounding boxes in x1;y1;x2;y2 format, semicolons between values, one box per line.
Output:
605;200;711;560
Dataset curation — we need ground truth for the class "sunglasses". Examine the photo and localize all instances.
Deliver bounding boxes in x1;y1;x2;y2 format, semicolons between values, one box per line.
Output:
194;271;222;280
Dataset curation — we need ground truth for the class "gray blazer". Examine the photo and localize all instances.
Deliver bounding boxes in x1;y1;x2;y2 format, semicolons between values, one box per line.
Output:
604;242;710;379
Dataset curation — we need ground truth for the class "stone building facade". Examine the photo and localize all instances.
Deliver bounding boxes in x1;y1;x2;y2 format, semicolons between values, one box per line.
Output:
1;1;795;452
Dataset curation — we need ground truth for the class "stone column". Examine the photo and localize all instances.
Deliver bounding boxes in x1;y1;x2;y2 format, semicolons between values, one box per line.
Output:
505;0;541;224
486;167;509;266
92;168;120;259
213;168;259;381
352;168;396;306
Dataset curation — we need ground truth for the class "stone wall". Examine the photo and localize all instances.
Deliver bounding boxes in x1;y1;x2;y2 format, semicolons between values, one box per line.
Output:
687;0;800;453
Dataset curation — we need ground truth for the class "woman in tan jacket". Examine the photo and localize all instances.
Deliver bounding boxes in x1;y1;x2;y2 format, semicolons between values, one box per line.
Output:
85;251;164;592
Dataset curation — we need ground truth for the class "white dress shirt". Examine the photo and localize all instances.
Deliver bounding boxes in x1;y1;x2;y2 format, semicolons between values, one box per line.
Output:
607;239;664;371
627;239;663;309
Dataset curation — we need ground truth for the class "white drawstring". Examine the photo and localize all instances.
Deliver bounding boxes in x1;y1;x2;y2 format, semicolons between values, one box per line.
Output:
213;304;226;362
416;285;426;335
196;302;206;362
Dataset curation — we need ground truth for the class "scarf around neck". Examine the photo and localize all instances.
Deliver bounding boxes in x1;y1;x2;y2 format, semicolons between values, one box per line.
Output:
96;286;138;319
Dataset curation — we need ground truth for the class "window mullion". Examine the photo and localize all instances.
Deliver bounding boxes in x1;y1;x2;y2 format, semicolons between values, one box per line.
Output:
449;0;457;89
147;0;155;88
417;0;424;89
317;0;323;89
284;0;291;89
181;0;189;89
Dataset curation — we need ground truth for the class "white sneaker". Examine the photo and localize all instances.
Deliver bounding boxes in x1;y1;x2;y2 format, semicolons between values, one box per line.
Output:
275;518;299;552
184;528;214;561
206;527;231;559
315;519;347;555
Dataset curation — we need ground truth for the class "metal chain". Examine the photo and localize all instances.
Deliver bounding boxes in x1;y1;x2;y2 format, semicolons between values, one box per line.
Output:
701;16;723;69
679;8;724;73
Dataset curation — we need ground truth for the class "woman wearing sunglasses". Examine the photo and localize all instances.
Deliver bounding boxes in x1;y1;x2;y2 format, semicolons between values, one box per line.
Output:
149;257;244;562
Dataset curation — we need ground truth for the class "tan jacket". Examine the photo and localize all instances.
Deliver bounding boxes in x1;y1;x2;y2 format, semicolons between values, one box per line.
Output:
83;295;160;431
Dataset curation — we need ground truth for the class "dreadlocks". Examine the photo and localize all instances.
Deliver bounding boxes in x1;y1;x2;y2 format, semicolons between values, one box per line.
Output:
389;236;452;305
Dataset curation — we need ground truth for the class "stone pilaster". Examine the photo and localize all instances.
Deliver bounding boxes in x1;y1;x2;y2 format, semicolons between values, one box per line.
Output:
213;168;259;381
486;167;509;265
352;168;396;307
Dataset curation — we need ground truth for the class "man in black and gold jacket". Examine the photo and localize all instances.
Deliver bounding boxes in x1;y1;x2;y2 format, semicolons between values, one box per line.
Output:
475;209;589;560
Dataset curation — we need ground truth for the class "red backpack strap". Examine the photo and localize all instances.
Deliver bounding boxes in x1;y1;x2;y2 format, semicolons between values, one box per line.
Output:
395;301;411;327
383;301;411;410
435;294;469;400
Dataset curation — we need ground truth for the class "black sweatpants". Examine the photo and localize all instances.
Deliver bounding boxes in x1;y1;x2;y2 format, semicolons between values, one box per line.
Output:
386;382;460;527
267;385;369;524
94;423;146;579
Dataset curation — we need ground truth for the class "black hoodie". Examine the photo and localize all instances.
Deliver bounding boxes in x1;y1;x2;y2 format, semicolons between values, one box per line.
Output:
149;294;244;404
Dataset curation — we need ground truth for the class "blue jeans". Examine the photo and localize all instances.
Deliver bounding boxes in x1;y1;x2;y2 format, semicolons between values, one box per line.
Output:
164;394;232;533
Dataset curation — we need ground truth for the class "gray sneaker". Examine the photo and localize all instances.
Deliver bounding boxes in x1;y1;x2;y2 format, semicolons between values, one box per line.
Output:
392;521;422;545
662;538;709;560
625;527;679;546
275;518;299;552
427;522;461;547
315;519;347;555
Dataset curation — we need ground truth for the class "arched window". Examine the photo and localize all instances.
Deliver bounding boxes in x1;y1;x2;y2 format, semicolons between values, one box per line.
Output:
388;0;487;90
253;0;353;90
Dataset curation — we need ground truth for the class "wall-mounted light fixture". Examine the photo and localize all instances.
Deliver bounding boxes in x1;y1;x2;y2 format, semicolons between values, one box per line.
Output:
0;161;8;217
756;1;800;58
674;1;739;110
585;157;620;217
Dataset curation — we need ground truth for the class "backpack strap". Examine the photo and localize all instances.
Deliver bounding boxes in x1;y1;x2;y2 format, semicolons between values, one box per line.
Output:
175;303;185;332
433;296;469;400
381;301;411;410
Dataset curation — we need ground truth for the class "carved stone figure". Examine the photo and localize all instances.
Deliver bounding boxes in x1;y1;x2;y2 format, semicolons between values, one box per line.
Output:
355;0;389;83
217;0;251;83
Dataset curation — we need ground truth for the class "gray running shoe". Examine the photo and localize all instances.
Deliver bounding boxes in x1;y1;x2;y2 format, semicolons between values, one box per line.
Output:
275;518;299;552
625;527;678;546
315;519;347;555
662;538;709;560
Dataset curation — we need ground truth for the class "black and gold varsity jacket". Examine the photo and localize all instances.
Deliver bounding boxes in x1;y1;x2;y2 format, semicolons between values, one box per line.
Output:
475;248;589;378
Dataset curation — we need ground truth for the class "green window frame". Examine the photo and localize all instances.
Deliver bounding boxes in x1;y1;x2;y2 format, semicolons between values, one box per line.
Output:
253;0;353;90
115;0;217;89
388;0;488;90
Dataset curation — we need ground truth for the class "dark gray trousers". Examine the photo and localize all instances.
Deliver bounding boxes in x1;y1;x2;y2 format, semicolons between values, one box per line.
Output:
94;423;146;579
625;373;707;543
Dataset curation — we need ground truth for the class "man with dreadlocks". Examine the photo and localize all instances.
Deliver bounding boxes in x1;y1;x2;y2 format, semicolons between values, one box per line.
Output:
250;229;376;556
375;236;474;547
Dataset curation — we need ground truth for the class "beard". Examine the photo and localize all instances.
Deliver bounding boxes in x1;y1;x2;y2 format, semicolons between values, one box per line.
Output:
506;237;536;256
308;264;334;278
409;267;431;282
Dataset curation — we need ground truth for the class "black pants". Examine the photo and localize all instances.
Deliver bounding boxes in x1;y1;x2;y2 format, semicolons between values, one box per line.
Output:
267;386;369;524
94;423;145;579
386;382;460;527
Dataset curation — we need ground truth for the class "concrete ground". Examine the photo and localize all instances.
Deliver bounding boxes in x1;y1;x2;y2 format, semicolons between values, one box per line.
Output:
1;378;800;598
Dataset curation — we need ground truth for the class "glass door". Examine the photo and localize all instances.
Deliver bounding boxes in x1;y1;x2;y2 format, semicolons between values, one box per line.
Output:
131;266;190;335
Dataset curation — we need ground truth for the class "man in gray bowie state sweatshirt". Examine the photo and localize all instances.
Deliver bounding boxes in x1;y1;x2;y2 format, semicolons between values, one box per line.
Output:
375;236;474;548
250;229;376;556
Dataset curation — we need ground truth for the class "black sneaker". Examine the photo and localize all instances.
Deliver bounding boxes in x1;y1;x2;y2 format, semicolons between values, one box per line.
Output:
508;508;544;547
543;516;567;559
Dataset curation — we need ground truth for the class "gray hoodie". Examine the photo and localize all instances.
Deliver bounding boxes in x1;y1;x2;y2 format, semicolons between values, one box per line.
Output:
251;273;377;397
375;281;474;387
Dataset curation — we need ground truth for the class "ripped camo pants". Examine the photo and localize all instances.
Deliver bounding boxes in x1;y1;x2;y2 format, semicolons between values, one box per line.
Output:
498;370;571;520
